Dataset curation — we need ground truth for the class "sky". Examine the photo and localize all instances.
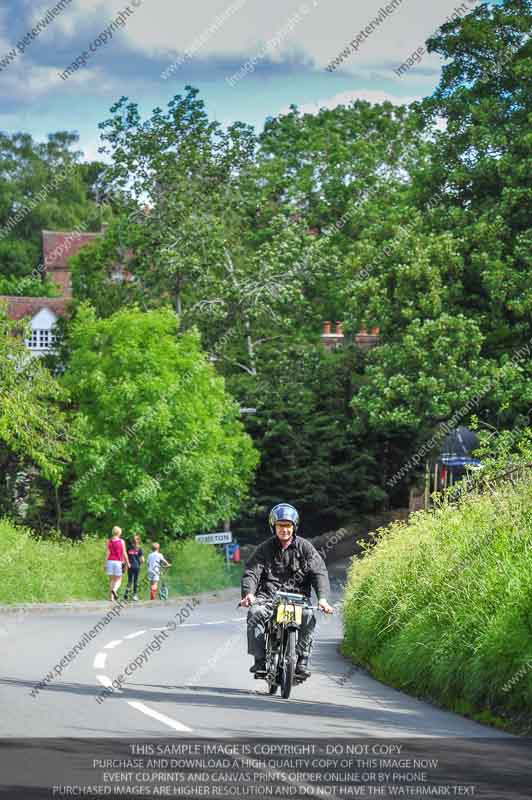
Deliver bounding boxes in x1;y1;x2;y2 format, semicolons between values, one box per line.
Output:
0;0;490;162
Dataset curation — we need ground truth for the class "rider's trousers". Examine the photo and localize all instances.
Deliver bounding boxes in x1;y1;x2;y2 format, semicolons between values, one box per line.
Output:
247;602;316;660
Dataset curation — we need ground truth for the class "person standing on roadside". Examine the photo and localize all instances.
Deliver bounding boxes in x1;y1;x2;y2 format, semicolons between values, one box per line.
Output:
147;543;171;600
124;533;144;601
105;526;130;601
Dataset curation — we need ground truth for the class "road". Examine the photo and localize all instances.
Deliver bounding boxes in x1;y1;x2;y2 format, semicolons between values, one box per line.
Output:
0;575;508;740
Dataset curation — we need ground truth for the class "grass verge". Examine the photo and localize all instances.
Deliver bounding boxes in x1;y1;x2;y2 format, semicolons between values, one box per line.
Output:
342;474;532;734
0;520;241;603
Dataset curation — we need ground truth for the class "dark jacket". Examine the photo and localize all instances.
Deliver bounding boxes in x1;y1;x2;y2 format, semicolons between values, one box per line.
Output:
241;534;330;602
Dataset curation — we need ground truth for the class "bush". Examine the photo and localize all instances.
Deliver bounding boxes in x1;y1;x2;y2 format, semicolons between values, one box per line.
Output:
164;538;242;595
342;473;532;723
0;519;104;603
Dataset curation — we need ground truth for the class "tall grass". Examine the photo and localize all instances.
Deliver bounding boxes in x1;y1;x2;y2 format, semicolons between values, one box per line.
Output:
342;475;532;722
0;520;242;604
164;538;243;595
0;519;103;603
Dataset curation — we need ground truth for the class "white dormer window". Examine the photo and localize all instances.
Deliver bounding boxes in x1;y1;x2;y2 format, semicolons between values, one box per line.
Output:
24;308;59;356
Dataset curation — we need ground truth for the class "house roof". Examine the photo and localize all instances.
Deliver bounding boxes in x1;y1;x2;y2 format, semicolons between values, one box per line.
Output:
42;230;102;269
0;296;70;322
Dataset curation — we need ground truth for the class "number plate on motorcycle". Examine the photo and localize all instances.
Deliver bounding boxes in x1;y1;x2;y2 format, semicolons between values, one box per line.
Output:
276;603;302;624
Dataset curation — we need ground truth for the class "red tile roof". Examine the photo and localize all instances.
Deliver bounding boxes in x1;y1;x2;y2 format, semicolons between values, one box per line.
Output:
42;230;102;269
0;296;71;322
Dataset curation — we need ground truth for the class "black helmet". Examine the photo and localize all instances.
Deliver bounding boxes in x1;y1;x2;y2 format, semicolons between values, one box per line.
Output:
269;503;299;535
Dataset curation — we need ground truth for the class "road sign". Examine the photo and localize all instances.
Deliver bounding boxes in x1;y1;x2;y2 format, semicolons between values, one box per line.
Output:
195;531;233;545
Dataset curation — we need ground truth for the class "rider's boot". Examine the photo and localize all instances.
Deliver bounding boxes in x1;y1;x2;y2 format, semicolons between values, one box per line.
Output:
295;654;311;678
249;657;267;675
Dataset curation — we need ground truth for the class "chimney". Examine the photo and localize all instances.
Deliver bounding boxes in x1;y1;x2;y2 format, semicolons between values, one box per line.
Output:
354;324;380;352
321;320;344;351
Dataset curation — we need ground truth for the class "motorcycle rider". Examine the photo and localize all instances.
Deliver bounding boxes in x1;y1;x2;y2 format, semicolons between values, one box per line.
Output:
239;503;334;678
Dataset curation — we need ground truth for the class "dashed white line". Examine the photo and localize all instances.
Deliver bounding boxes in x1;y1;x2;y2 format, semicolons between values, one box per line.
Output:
128;701;192;732
204;621;226;625
124;630;147;639
181;623;200;627
93;653;107;670
97;675;122;693
104;640;123;649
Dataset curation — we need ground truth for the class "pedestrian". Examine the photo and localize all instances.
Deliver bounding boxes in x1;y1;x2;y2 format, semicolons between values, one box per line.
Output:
147;543;171;600
124;533;144;601
105;526;130;601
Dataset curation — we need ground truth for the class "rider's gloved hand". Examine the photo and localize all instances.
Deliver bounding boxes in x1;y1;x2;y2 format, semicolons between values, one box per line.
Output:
239;593;256;607
318;598;334;614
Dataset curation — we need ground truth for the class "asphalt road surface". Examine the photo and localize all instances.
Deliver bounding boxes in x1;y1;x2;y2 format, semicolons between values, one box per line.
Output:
0;573;510;740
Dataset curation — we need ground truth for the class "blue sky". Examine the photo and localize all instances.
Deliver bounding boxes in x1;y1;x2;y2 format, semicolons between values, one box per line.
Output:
0;0;489;161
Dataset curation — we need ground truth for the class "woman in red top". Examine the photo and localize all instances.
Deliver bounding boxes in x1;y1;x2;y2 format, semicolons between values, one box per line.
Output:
105;526;130;601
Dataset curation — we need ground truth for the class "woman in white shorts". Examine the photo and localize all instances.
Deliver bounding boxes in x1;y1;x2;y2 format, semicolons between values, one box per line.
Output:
105;526;130;601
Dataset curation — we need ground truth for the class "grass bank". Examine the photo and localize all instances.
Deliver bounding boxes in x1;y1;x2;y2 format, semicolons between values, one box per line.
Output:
342;474;532;734
0;519;241;604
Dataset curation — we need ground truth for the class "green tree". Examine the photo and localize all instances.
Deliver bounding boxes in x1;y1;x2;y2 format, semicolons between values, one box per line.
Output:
62;305;258;536
341;0;532;489
0;306;69;520
90;89;325;377
234;341;386;537
0;131;105;289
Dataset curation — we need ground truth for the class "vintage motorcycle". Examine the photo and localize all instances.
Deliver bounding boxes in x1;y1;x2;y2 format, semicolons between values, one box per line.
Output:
260;590;329;699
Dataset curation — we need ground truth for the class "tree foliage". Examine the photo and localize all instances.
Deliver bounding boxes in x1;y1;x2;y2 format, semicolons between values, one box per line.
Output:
62;305;258;536
2;0;531;537
0;306;68;520
0;131;105;288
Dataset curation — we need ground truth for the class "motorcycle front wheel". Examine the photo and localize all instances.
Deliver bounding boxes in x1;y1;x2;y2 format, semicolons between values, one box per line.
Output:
281;628;297;699
265;628;279;695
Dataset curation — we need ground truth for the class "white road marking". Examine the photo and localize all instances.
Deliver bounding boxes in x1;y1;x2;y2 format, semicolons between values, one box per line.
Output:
93;653;107;670
181;623;200;627
124;630;147;639
128;701;192;732
104;640;122;649
230;617;246;621
150;627;171;631
204;621;226;625
97;675;122;693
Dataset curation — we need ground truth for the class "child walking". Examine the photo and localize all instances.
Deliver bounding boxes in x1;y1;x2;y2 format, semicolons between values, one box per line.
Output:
147;543;171;600
124;533;144;601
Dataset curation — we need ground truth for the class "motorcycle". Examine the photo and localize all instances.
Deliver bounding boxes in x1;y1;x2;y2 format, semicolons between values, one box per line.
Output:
261;590;329;699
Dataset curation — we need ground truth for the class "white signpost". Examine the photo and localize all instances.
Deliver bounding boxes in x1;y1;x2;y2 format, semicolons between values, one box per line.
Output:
195;531;233;545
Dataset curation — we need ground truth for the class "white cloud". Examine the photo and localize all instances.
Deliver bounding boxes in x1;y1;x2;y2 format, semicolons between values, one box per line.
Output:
0;61;118;101
43;0;483;80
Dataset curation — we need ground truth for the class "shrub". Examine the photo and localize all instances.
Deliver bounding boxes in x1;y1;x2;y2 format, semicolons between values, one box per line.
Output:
164;538;242;595
0;519;103;603
342;474;532;718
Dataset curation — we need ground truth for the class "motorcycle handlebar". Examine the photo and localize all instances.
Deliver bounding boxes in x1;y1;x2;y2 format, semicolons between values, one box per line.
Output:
237;600;334;613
